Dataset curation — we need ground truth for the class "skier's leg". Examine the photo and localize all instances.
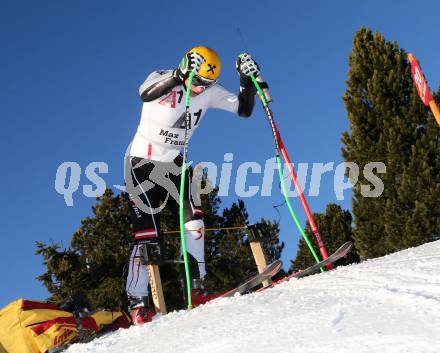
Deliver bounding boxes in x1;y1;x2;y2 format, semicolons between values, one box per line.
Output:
183;198;222;306
184;164;207;281
124;157;163;321
169;161;219;307
167;159;206;283
183;218;206;281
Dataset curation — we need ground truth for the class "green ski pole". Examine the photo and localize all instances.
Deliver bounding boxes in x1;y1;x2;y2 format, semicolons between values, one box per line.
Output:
180;71;195;309
251;74;323;271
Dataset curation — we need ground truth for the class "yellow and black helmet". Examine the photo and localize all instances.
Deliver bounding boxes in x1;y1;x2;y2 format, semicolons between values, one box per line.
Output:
187;46;221;81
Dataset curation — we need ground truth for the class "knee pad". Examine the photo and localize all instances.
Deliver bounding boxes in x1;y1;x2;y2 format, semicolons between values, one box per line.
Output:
183;219;206;279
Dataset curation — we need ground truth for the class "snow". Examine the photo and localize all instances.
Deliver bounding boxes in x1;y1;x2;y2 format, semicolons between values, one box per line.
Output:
66;241;440;353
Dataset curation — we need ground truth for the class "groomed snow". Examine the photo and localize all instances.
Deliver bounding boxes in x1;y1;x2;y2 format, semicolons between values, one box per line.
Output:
67;240;440;353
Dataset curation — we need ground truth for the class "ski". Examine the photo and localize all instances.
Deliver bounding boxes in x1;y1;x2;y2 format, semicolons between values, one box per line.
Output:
220;260;283;297
290;241;353;279
254;241;354;292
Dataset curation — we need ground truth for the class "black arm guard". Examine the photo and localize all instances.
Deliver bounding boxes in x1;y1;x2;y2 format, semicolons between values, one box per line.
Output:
140;71;181;102
237;76;256;117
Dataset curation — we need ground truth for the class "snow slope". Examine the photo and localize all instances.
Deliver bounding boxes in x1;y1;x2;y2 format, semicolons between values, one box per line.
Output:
67;241;440;353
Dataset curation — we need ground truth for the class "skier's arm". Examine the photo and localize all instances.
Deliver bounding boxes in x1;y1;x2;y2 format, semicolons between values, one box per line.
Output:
235;53;261;117
207;55;262;117
236;76;256;117
139;71;181;102
139;52;205;102
207;84;240;114
207;82;258;117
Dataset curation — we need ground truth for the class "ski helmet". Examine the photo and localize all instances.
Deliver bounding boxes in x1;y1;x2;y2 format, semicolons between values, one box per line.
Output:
188;46;221;82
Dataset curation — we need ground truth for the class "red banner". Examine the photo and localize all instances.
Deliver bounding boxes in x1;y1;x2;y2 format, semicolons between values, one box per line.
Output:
409;53;433;106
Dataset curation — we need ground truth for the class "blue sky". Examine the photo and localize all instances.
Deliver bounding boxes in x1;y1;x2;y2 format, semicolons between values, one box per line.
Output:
1;0;439;307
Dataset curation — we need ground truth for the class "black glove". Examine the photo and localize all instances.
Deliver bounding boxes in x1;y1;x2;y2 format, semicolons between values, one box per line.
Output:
174;51;205;83
236;53;260;80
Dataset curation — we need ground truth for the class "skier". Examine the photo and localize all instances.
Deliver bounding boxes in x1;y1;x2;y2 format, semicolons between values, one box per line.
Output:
124;46;261;324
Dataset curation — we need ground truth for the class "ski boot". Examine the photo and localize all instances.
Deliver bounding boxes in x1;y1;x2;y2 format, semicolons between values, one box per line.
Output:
190;279;220;308
128;295;155;325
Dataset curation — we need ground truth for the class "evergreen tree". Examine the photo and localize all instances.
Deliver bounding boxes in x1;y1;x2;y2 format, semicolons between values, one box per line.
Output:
341;28;439;258
290;204;360;272
36;189;132;309
390;89;440;247
254;218;284;265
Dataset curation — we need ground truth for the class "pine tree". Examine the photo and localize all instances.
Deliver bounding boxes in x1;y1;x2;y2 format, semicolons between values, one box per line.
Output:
341;28;439;258
392;89;440;247
290;204;360;271
255;218;284;265
36;189;132;309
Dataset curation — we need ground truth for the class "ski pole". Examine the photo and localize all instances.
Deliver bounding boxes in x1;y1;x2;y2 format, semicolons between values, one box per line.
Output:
408;53;440;127
180;71;196;309
276;132;331;268
250;75;325;270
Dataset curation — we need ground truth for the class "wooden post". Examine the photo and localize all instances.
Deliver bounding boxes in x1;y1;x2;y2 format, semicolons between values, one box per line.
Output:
249;241;271;288
147;264;167;315
246;225;271;288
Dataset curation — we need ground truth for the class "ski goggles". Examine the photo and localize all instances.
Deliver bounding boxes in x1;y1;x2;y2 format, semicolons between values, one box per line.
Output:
191;75;216;89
